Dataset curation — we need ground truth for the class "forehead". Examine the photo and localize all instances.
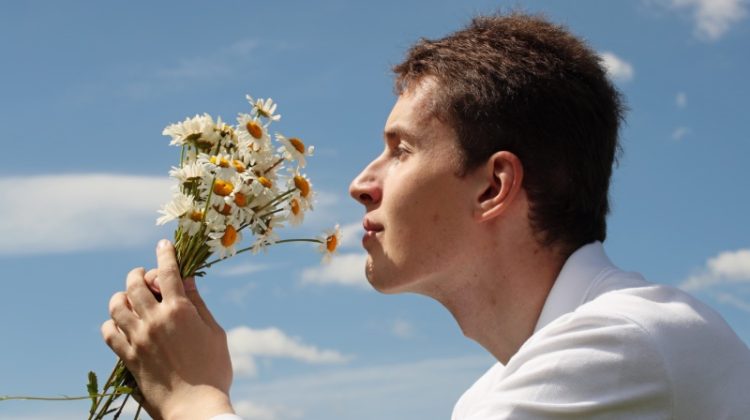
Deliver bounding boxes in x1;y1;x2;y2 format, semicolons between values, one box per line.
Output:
384;79;441;141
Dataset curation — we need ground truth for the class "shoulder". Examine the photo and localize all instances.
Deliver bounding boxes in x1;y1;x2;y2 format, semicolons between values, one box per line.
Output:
454;277;750;419
453;309;674;419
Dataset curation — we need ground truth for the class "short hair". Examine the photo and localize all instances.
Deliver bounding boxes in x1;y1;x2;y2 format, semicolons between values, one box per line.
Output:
393;13;625;252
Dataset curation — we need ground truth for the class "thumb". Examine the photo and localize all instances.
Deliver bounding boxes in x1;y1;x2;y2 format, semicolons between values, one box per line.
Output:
183;277;219;327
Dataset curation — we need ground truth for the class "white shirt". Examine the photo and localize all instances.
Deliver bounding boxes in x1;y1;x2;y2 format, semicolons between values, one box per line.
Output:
213;242;750;420
452;242;750;419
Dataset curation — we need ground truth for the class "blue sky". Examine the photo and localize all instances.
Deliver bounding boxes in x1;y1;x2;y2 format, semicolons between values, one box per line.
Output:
1;1;748;419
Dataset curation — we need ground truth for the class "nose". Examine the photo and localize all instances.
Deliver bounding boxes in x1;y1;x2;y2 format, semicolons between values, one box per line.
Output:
349;159;382;207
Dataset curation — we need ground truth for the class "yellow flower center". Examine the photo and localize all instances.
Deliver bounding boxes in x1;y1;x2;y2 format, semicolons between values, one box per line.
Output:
289;137;305;154
290;198;300;215
234;192;248;207
221;225;238;247
258;176;273;188
294;175;310;197
246;121;263;139
213;179;234;196
216;204;232;215
189;210;204;222
326;234;338;253
232;160;246;173
210;156;230;168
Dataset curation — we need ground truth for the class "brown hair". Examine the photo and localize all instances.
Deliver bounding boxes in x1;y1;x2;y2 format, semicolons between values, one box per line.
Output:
393;13;625;252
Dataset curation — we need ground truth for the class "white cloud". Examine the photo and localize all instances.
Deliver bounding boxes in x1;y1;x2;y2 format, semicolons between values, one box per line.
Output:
657;0;748;41
122;38;261;99
714;292;750;312
234;400;303;420
599;51;634;82
300;252;370;288
391;319;415;339
219;262;271;277
233;354;493;420
227;326;352;377
680;248;750;290
337;221;364;249
676;92;688;108
0;174;171;255
672;126;691;140
226;281;259;305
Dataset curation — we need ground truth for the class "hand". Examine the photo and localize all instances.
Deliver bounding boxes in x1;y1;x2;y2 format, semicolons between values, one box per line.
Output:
101;239;235;420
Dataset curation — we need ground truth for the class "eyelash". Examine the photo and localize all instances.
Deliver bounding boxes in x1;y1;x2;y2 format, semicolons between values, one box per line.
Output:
391;144;409;159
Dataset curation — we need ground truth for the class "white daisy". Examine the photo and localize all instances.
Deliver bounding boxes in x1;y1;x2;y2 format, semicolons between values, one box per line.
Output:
276;134;314;168
162;113;220;151
207;224;243;259
169;162;206;185
286;197;306;226
288;171;314;206
156;193;194;225
318;224;342;263
246;95;281;122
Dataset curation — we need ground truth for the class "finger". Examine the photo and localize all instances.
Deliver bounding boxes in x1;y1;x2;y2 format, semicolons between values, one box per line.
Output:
155;239;186;301
126;267;159;316
183;277;219;327
109;292;140;336
144;268;161;294
101;319;134;361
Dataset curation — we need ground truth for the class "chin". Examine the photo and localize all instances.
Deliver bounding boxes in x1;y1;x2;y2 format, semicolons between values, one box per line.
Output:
365;257;426;295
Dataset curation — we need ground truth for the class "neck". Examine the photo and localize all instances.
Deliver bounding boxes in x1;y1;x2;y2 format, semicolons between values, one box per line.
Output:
426;232;566;364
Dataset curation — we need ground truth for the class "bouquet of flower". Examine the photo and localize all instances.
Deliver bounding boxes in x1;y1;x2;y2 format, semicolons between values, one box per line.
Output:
80;94;340;418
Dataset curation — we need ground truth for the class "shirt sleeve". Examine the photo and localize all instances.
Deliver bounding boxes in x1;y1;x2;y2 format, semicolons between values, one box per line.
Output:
455;310;673;419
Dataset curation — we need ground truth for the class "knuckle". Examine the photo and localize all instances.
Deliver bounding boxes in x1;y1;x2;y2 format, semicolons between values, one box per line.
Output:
159;261;180;276
126;271;145;291
131;332;152;353
108;292;125;316
127;267;145;281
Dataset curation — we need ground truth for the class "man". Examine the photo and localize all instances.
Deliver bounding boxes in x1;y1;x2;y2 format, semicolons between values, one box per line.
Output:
103;13;750;419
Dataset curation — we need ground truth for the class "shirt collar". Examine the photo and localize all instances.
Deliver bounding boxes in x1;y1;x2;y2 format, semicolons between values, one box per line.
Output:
533;241;615;333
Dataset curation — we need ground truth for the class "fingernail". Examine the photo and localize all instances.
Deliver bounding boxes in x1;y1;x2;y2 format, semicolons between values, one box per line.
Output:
157;239;171;250
183;277;197;292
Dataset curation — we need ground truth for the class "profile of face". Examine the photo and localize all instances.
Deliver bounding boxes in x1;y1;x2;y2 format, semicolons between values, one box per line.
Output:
349;79;477;295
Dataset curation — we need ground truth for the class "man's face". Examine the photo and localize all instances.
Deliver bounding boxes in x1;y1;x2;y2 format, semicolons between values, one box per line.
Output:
349;80;476;294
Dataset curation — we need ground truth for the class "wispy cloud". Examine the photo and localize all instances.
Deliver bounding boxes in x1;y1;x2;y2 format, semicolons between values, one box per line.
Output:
672;126;691;140
599;51;635;82
391;319;415;339
679;248;750;290
676;92;688;108
300;252;370;288
715;291;750;312
227;325;352;377
218;262;272;277
650;0;748;41
337;221;365;249
233;354;493;420
0;174;171;256
121;38;263;99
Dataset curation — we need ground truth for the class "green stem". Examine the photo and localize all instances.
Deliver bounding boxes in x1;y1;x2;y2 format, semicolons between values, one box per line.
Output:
262;157;284;175
1;392;130;402
197;238;322;270
254;188;295;214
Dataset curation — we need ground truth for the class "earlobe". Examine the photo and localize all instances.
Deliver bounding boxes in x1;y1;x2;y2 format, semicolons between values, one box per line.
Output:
475;151;523;222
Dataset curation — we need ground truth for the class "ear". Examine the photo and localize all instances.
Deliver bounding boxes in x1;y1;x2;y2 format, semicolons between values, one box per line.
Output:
474;151;524;222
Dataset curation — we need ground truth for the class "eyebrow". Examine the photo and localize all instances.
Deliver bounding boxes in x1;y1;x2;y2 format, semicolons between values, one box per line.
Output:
384;126;420;143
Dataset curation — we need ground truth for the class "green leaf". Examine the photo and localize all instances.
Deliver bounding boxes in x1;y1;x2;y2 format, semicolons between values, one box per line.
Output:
86;371;98;415
114;386;133;395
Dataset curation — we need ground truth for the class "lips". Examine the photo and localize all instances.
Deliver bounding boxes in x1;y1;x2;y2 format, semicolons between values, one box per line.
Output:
363;217;384;233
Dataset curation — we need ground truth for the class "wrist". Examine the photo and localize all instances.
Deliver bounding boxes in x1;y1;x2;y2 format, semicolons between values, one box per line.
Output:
162;386;234;420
